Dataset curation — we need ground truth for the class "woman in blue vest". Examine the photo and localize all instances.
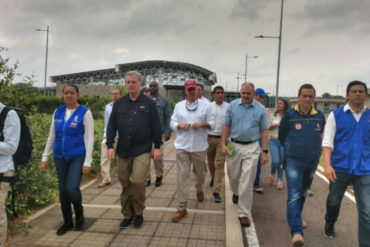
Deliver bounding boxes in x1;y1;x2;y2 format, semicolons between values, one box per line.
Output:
41;85;94;236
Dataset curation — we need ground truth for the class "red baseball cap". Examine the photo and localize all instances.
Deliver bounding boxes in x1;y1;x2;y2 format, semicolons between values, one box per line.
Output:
185;80;197;90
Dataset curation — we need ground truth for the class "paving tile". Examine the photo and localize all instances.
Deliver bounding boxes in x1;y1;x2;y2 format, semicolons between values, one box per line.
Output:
87;218;121;234
9;226;49;247
148;236;188;247
189;223;225;240
110;234;151;247
100;208;122;219
187;239;225;247
28;214;62;230
69;232;114;247
119;221;158;236
83;207;108;218
155;222;192;238
192;213;225;226
195;199;224;210
143;210;165;222
146;197;172;207
33;229;81;246
89;194;120;205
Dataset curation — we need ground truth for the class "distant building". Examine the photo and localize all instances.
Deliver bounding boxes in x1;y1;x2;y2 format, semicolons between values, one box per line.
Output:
50;60;217;99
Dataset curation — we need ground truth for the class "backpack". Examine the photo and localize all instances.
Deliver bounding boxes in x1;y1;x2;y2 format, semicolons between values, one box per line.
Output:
0;106;33;216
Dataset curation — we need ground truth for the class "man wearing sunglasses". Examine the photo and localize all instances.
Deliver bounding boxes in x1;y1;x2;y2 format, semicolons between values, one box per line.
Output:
145;81;171;187
170;80;215;222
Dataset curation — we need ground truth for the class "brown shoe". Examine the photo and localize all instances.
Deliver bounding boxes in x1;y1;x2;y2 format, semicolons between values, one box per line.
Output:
97;181;111;188
232;194;239;204
292;234;304;247
172;210;187;222
197;192;204;202
239;217;251;227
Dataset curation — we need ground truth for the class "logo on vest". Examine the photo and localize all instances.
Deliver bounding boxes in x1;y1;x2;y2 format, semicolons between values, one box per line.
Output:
295;123;302;130
70;116;78;128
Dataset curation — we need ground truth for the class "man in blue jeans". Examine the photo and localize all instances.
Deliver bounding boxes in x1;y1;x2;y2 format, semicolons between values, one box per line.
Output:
322;80;369;246
279;84;325;246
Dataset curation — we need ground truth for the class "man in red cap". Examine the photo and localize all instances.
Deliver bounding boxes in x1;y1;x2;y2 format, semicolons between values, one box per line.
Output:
170;80;215;222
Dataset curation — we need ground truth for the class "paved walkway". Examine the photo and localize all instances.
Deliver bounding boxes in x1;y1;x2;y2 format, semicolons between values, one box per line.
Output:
9;138;240;247
8;137;359;247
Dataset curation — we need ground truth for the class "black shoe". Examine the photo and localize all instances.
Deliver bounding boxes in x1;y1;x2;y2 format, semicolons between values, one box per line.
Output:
209;179;214;187
213;192;222;203
75;209;85;231
56;221;73;236
155;176;163;187
134;215;143;228
324;222;336;239
119;218;133;229
146;180;151;187
232;194;239;204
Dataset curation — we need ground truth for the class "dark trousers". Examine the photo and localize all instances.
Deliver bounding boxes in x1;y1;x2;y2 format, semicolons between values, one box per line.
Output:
54;156;84;223
325;172;370;247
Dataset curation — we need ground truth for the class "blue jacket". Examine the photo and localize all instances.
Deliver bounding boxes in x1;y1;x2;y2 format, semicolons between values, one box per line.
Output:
279;105;325;161
331;107;370;175
53;105;88;159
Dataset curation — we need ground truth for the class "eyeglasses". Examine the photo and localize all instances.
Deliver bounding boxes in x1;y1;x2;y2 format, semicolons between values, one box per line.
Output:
149;85;158;88
186;100;198;112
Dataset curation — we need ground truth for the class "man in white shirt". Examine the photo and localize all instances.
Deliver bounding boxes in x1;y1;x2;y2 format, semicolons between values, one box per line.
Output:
207;86;229;202
322;80;369;245
98;89;121;187
170;80;214;222
0;102;20;246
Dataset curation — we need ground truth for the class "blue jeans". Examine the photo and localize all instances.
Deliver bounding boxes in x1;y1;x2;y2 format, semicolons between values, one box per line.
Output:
285;157;318;236
326;173;370;247
269;138;284;182
54;156;84;223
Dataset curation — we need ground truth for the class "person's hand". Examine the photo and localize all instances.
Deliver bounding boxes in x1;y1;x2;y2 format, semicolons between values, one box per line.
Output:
153;149;161;161
163;133;171;141
191;123;203;130
221;144;228;155
41;161;48;172
260;152;269;165
324;164;337;182
178;123;191;130
82;166;91;175
107;148;115;163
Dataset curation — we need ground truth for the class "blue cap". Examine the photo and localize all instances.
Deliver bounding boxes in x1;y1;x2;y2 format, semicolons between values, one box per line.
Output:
255;88;267;97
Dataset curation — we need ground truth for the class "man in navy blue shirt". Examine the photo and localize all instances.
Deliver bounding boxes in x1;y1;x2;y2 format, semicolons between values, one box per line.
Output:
279;84;325;246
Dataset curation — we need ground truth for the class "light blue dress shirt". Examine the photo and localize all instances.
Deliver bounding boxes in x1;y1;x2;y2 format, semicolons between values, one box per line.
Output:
223;99;268;142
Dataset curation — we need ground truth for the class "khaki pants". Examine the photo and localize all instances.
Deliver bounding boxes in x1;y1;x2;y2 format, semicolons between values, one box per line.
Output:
176;149;207;210
207;136;227;193
146;143;164;181
100;138;117;183
117;153;151;219
227;142;260;218
0;170;13;247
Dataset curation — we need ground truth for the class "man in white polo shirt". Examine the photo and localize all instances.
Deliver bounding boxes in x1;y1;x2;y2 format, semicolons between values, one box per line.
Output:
207;86;229;202
170;80;214;222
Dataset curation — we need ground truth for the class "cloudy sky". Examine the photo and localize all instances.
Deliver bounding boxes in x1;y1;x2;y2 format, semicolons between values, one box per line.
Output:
1;0;369;96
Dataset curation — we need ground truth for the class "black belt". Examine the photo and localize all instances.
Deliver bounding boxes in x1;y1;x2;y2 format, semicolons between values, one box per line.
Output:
208;134;221;138
230;138;256;145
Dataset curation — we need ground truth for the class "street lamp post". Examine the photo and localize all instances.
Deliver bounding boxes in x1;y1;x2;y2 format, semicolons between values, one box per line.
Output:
255;0;284;108
245;52;258;82
35;25;49;96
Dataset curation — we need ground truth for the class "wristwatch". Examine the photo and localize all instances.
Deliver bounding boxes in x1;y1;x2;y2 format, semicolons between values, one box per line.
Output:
262;149;269;154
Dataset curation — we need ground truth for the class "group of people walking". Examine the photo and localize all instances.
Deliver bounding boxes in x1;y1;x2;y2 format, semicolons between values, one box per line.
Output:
0;69;368;247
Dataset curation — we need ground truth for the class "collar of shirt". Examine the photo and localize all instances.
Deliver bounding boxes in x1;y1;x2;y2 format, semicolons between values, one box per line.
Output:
294;104;318;115
238;98;256;108
343;103;367;114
